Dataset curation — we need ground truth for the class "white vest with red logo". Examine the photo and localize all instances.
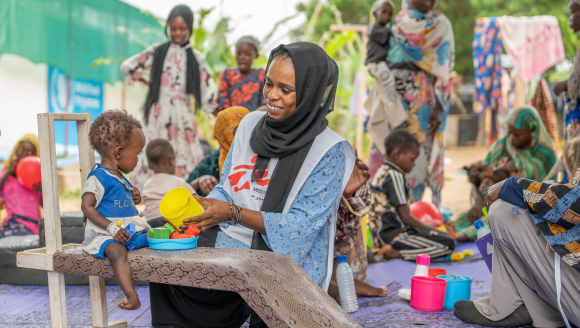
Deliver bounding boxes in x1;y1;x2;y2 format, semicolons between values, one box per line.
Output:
220;111;354;289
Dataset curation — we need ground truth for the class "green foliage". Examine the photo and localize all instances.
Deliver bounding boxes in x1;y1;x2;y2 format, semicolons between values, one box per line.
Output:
60;189;82;200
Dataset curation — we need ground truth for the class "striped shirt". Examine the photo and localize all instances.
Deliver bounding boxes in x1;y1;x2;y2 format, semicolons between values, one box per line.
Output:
369;161;409;244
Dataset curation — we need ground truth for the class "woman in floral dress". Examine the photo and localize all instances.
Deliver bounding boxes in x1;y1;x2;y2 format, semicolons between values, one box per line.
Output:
121;5;217;190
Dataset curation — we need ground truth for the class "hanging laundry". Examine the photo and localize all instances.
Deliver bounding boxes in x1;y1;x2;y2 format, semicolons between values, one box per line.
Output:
531;79;559;144
497;16;565;83
472;17;503;115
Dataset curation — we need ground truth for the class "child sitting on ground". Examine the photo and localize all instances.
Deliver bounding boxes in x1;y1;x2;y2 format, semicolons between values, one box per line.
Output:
140;139;195;221
217;36;265;112
80;110;151;310
370;130;455;261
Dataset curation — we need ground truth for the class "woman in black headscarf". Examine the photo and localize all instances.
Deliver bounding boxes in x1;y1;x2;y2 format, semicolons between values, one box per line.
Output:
121;5;217;191
149;42;355;327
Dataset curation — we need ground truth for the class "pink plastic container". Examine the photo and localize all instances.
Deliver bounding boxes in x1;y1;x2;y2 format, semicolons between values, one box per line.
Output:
410;276;447;311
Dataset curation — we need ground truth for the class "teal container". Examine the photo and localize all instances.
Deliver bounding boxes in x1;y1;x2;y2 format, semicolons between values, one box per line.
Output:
437;275;472;309
147;236;198;250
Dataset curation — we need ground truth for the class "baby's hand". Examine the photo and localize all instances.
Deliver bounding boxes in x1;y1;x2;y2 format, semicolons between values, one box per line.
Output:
132;187;141;205
114;229;130;244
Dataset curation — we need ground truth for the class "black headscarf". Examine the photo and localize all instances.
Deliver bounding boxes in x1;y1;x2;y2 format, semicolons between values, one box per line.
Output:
143;5;201;123
251;42;339;214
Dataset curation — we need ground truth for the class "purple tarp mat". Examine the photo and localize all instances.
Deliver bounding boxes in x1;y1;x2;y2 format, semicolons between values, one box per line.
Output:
0;242;531;327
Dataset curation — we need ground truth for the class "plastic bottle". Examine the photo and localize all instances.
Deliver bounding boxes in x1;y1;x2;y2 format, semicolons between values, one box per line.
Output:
414;254;430;277
336;255;358;313
474;219;493;255
474;219;491;239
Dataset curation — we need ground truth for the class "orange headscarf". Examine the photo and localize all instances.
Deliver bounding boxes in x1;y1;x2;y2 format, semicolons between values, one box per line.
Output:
215;106;251;176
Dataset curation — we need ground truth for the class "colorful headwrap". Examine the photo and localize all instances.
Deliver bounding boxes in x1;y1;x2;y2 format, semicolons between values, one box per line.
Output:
485;105;557;181
2;134;40;171
214;106;251;176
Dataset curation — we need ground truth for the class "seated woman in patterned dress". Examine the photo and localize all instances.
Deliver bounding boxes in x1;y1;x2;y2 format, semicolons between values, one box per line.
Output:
149;42;355;328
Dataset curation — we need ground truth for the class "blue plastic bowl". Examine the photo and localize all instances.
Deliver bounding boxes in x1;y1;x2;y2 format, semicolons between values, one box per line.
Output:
437;275;472;309
147;236;198;250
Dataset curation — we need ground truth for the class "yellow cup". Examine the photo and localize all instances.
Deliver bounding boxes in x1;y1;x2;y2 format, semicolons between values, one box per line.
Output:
159;187;204;231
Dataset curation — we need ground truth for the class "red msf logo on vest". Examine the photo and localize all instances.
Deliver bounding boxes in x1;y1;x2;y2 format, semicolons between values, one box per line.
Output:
228;156;270;192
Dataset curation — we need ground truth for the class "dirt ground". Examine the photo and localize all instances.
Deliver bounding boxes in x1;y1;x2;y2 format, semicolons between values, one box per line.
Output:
58;147;488;218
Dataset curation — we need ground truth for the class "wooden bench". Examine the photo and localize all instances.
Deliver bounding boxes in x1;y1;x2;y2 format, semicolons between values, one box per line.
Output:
16;113;360;328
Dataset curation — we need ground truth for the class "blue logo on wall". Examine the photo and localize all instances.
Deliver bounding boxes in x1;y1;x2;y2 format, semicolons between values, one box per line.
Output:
48;66;103;153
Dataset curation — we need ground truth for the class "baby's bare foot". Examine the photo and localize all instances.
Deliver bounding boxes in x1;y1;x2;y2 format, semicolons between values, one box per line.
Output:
117;295;141;310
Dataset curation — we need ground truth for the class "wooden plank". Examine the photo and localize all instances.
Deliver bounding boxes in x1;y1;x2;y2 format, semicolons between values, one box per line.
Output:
47;271;67;328
89;276;108;327
90;321;127;328
358;27;369;152
38;114;63;254
77;117;95;184
51;113;92;121
16;250;53;271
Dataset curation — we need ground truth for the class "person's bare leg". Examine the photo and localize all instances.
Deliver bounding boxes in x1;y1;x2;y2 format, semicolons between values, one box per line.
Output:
372;244;401;260
104;243;141;310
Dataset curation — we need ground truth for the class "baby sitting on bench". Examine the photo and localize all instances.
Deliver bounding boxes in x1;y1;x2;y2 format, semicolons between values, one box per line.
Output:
80;110;151;310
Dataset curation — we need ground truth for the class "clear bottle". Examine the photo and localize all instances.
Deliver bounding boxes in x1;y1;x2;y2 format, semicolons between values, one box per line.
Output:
474;219;492;239
474;219;493;254
336;255;358;313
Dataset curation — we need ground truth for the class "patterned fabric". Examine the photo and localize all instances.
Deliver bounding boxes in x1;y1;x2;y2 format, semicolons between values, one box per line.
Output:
502;168;580;273
485;105;557;181
214;106;251;175
185;149;220;197
0;217;33;237
334;183;371;257
0;169;42;234
369;161;408;247
120;42;217;191
564;95;580;141
531;79;559;144
217;68;265;111
208;140;347;285
393;68;447;204
392;0;455;85
472;17;503;115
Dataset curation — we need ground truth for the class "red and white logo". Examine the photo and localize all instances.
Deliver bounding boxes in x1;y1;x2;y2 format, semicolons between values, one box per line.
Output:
228;156;270;192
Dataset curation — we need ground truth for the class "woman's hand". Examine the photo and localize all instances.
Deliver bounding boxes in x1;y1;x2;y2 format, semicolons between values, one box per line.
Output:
132;188;142;205
180;194;230;231
343;150;370;197
7;158;19;175
428;102;443;135
485;180;506;212
191;175;219;196
467;206;482;224
554;81;568;95
138;77;149;86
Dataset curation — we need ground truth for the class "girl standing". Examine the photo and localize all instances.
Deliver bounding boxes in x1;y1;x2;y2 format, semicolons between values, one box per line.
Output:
121;5;217;191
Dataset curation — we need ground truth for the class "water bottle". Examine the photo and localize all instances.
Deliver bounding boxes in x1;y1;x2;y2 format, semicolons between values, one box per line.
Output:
474;219;491;239
336;255;358;313
474;219;493;255
414;254;430;277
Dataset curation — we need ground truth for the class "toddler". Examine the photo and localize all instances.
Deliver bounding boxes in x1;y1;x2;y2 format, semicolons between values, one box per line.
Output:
141;139;195;221
370;130;455;261
80;110;151;310
366;0;394;66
